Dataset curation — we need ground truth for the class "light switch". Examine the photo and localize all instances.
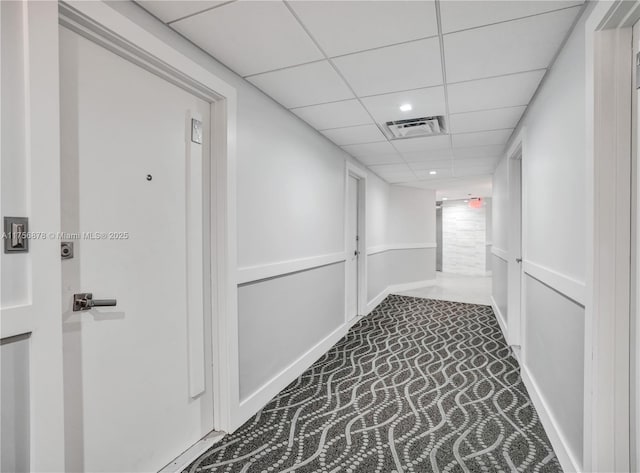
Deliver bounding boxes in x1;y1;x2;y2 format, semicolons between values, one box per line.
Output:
4;217;29;253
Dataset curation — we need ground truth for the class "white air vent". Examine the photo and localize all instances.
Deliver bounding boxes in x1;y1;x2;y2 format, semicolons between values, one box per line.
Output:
385;116;447;139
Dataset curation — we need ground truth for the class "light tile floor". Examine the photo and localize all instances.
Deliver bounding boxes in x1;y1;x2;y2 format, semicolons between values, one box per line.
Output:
396;271;492;306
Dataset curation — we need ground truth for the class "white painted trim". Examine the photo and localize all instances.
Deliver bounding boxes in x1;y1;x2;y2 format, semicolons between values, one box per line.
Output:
520;362;581;473
490;296;508;343
491;246;508;261
584;3;640;469
523;261;586;307
366;279;437;314
59;0;240;435
345;161;368;319
366;243;437;255
506;133;524;347
237;252;346;284
158;431;225;473
235;314;363;427
0;305;34;339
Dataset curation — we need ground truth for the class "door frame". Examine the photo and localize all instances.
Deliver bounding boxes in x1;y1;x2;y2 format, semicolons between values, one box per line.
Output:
506;130;524;348
344;162;367;319
585;1;640;471
58;0;240;436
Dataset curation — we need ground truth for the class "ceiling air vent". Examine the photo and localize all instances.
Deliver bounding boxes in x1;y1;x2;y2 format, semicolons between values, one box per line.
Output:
385;116;447;139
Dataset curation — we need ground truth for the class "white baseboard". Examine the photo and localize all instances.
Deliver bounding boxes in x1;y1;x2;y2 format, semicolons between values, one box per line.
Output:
519;363;581;473
365;279;437;314
159;430;225;473
490;296;508;343
235;314;362;428
366;288;390;314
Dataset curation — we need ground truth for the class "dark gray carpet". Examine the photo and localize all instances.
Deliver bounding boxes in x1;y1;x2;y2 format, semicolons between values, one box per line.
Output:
186;295;561;473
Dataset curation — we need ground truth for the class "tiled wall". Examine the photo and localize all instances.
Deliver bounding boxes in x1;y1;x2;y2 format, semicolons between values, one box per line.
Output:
442;199;487;276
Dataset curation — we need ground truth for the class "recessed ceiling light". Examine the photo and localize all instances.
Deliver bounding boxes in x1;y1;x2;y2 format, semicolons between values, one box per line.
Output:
442;197;448;201
429;170;437;175
464;200;469;203
399;103;412;112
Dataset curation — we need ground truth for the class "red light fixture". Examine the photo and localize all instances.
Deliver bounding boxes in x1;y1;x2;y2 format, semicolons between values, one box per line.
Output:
469;197;482;209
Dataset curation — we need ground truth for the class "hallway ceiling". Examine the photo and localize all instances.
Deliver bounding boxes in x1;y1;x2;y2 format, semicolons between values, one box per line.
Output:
137;0;584;187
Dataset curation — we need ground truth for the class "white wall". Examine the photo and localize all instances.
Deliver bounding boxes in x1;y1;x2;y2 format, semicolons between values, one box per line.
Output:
492;7;588;470
366;177;437;305
442;199;487;275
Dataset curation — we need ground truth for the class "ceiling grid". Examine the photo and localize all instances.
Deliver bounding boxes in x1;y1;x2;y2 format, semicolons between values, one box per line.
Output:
137;0;585;191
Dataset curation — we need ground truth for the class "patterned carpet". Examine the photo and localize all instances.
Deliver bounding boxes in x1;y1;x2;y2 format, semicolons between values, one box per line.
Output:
186;295;561;473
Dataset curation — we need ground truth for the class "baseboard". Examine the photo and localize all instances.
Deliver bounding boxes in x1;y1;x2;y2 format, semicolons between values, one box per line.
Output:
490;296;509;344
366;288;389;314
235;316;360;428
366;279;436;314
388;278;436;293
158;430;225;472
519;363;581;473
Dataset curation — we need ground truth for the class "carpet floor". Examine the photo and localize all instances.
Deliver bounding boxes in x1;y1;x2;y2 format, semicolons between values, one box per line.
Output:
185;295;561;473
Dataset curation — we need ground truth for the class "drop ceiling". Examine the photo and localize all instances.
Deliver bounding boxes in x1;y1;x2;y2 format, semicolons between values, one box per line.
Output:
137;0;584;188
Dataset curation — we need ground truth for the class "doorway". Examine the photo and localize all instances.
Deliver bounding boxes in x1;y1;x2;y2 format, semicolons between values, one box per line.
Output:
507;143;523;347
346;174;360;321
59;27;214;472
345;164;366;321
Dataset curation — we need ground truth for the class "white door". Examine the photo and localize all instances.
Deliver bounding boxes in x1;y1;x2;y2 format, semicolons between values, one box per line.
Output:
346;175;359;321
59;28;213;472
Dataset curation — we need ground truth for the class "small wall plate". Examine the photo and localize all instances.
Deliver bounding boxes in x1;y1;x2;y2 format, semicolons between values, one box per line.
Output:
4;217;29;253
191;118;202;144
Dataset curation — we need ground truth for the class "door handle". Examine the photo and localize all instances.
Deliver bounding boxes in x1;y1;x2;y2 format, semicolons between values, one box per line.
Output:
516;258;522;263
73;293;117;311
354;250;360;257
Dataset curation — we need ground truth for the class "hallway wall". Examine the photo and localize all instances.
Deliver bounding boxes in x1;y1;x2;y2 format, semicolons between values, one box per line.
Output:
366;175;437;306
442;199;487;276
492;6;589;470
106;1;436;428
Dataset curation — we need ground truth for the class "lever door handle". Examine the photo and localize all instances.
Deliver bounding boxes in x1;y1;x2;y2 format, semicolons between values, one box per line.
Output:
73;293;117;312
516;258;522;263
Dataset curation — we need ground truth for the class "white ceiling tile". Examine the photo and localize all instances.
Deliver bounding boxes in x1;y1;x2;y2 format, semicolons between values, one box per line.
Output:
414;169;454;180
332;38;442;97
136;0;226;23
391;135;451;153
356;154;405;166
342;141;396;157
321;124;386;146
453;145;505;159
383;174;417;184
447;70;545;113
448;106;526;134
292;100;373;130
454;165;498;177
361;87;446;123
452;129;513;148
444;8;580;83
454;157;501;168
439;1;583;34
172;1;323;76
370;163;413;174
248;61;354;108
409;159;453;171
402;151;453;164
288;1;438;57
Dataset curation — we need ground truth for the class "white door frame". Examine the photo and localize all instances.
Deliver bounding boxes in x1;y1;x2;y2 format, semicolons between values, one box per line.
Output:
345;162;367;318
58;1;240;435
0;2;67;470
506;130;525;348
585;2;640;471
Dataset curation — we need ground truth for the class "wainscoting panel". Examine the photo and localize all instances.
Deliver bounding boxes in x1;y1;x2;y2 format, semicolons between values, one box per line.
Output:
523;274;585;472
238;262;345;401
